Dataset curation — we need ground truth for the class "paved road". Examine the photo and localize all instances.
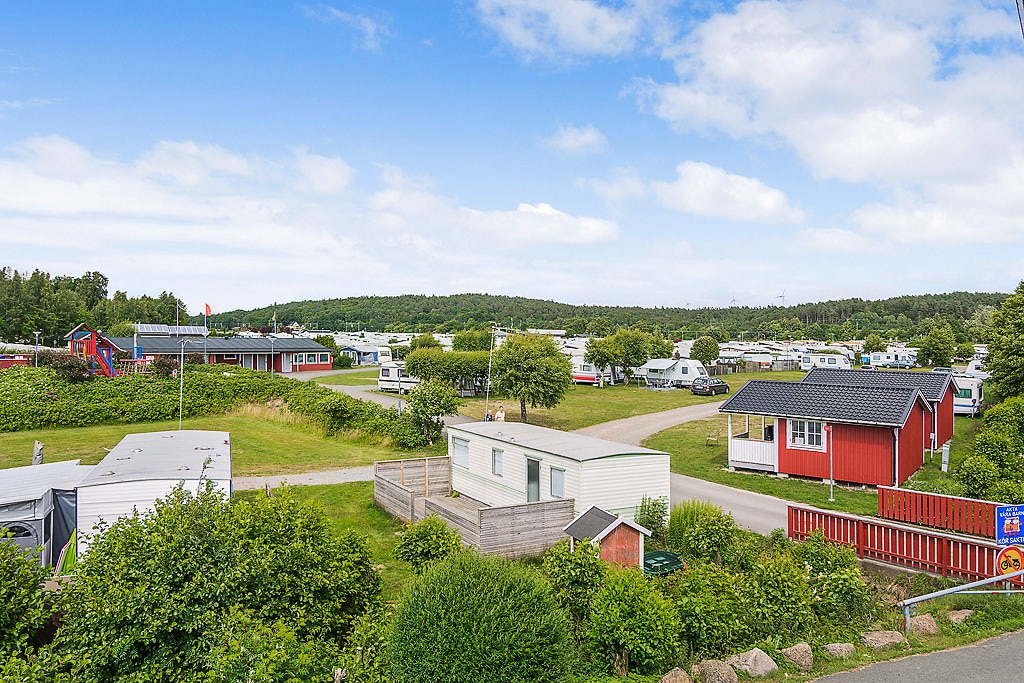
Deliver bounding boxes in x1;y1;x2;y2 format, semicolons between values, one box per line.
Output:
574;401;725;446
813;630;1024;682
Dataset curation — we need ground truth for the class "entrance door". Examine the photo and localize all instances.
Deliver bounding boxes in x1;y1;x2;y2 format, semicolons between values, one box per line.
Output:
257;354;268;371
526;459;540;502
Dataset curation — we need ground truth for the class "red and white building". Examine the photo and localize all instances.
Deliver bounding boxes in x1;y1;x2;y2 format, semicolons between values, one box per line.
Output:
563;505;651;568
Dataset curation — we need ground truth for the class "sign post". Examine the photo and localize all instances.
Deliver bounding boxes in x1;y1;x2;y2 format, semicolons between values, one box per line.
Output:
997;505;1024;547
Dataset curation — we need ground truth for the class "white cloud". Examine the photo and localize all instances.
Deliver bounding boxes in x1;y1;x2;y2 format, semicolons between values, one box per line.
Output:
578;167;647;206
291;146;355;195
0;98;57;110
543;123;608;154
653;161;803;224
475;0;670;60
301;4;390;50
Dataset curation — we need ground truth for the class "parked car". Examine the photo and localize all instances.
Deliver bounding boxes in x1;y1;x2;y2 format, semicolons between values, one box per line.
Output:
881;360;916;369
690;377;730;396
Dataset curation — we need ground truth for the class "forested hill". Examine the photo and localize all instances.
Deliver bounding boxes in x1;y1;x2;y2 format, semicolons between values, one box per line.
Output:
207;291;1008;340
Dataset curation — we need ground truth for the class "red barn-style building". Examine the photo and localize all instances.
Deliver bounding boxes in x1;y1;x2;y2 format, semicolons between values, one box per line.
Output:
563;505;651;568
720;380;934;487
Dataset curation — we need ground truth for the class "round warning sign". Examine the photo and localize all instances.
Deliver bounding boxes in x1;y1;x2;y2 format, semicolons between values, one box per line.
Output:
997;545;1024;575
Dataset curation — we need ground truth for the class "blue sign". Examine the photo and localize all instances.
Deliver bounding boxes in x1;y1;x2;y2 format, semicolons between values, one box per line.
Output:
996;505;1024;546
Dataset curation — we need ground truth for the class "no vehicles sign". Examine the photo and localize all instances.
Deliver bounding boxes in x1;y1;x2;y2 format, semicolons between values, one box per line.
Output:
996;505;1024;546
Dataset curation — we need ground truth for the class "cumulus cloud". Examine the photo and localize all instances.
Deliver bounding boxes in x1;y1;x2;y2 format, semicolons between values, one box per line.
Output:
651;161;803;224
291;146;355;195
301;4;390;50
578;167;647;206
542;123;608;154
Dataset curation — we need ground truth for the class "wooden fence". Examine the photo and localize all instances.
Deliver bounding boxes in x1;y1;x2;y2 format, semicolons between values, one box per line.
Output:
373;456;451;523
788;504;1022;584
424;497;576;559
877;486;999;538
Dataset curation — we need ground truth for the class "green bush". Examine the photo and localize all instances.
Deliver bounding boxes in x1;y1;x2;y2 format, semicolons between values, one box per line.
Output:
634;495;668;547
334;354;354;369
587;568;680;675
972;429;1023;474
54;486;380;682
793;530;872;622
394;515;463;574
667;500;737;564
542;539;608;638
336;605;395;683
0;535;52;659
955;455;1000;499
989;480;1024;504
741;554;813;643
658;561;747;657
389;552;570;683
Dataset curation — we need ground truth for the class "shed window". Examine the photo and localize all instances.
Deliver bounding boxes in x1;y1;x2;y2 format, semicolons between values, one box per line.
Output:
550;467;565;498
452;438;469;469
790;420;824;449
492;448;503;477
319;353;330;363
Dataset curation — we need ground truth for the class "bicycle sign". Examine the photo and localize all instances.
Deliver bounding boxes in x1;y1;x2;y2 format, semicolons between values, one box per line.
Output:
997;546;1024;575
996;505;1024;546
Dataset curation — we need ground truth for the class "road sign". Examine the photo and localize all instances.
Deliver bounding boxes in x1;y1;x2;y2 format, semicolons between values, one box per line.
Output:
997;546;1024;575
997;505;1024;546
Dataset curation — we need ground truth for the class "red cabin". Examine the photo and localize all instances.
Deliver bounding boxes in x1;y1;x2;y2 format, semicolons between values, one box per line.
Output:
563;505;652;568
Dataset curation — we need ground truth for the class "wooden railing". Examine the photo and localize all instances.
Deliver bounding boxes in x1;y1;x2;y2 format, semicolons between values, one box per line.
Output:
877;486;999;538
788;504;1022;585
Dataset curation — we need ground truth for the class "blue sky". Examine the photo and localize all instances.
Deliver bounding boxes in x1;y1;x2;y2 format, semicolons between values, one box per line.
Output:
2;1;1023;314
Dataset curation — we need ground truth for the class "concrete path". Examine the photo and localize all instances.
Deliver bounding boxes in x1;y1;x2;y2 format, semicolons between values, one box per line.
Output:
814;630;1024;682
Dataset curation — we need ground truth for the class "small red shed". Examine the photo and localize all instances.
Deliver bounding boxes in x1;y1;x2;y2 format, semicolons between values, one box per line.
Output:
563;506;651;568
720;380;933;487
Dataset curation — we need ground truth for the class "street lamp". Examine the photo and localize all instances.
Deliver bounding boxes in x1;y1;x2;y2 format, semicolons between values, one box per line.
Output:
33;331;41;367
178;339;197;430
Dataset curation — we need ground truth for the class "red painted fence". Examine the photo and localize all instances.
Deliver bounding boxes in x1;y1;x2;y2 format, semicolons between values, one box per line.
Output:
877;486;999;538
788;504;1022;584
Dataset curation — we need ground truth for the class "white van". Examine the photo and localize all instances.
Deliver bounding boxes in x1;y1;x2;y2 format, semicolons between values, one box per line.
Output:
377;361;420;393
799;354;852;371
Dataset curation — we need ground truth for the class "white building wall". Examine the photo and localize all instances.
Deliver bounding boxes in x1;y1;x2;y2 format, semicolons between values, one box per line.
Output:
578;454;671;520
76;477;231;555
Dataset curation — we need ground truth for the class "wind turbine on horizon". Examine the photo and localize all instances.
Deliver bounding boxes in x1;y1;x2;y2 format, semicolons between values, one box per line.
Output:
776;290;787;307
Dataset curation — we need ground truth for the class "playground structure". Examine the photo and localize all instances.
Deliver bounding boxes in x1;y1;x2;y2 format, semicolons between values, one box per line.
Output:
64;324;149;377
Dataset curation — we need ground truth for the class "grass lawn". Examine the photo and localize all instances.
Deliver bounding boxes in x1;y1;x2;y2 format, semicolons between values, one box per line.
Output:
644;413;878;516
459;369;807;431
903;416;983;489
316;369;380;386
0;406;441;476
233;481;414;599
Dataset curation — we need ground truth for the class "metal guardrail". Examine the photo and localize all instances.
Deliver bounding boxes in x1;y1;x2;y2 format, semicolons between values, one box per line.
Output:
896;568;1024;632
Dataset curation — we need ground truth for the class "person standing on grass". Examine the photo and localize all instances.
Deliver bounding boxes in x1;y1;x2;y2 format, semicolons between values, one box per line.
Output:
495;405;505;422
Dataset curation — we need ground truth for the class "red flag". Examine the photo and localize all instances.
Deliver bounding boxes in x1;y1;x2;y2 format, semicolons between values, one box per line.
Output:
205;303;212;316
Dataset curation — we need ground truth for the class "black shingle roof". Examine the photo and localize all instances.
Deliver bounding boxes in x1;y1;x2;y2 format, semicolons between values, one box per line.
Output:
802;367;953;403
564;507;618;541
107;337;331;354
719;380;930;427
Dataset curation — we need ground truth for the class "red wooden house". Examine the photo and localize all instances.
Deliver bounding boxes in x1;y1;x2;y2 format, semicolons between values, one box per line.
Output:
801;368;957;450
720;380;933;487
563;505;652;567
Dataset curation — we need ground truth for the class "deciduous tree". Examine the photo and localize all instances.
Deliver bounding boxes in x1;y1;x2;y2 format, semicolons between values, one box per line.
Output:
493;334;572;422
987;281;1024;399
690;336;720;367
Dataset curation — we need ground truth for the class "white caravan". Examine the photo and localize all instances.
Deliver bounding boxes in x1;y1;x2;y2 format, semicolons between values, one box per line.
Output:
799;354;853;371
377;361;420;393
952;374;984;416
640;358;708;388
571;356;616;385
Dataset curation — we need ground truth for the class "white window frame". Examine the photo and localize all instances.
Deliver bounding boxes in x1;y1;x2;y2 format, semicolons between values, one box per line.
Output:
789;419;826;451
827;357;837;365
222;354;237;361
293;353;305;364
318;353;330;364
452;438;470;469
306;353;317;364
492;448;503;477
550;467;565;498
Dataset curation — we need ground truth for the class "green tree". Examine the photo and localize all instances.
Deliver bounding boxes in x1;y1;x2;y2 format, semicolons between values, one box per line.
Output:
955;341;977;362
542;539;608;639
690;336;719;367
104;320;135;337
916;324;956;367
394;515;463;574
862;333;886;354
389;552;570;683
54;485;380;682
493;334;572;422
584;337;619;387
409;333;442;351
452;329;492;351
987;281;1024;399
1;534;52;659
404;379;460;444
608;328;656;384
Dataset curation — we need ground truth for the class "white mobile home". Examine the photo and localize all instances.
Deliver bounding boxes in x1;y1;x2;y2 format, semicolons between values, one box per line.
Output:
377;360;420;393
446;422;670;520
799;354;852;371
952;374;983;416
639;358;708;388
75;430;232;555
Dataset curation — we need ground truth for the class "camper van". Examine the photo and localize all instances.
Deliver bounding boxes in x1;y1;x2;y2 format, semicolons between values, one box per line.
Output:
799;354;852;371
640;358;708;388
953;374;983;416
377;361;420;393
571;356;616;385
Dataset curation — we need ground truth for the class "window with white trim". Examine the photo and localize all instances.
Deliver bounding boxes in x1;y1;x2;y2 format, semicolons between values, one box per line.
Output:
452;438;469;468
381;368;390;377
550;467;565;498
306;353;317;364
790;420;824;449
319;353;330;363
492;448;503;476
293;353;304;364
827;357;837;365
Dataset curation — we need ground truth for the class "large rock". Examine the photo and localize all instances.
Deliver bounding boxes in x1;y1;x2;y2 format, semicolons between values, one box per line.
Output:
725;648;778;677
824;643;855;658
861;631;907;650
659;668;694;683
781;642;813;671
910;613;941;637
947;609;975;624
691;659;738;683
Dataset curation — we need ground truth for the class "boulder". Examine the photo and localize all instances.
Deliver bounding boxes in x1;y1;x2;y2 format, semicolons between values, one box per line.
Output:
658;668;694;683
909;613;941;637
823;643;855;658
691;659;738;683
781;641;813;671
861;631;907;650
947;609;975;624
725;648;778;677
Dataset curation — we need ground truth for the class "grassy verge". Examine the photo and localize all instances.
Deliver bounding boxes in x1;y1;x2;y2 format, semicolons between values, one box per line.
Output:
233;481;414;600
316;369;380;386
903;416;983;488
0;405;442;475
460;369;807;431
644;414;878;516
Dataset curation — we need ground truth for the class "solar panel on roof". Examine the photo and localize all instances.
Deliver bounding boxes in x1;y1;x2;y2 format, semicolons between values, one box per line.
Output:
135;323;169;335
